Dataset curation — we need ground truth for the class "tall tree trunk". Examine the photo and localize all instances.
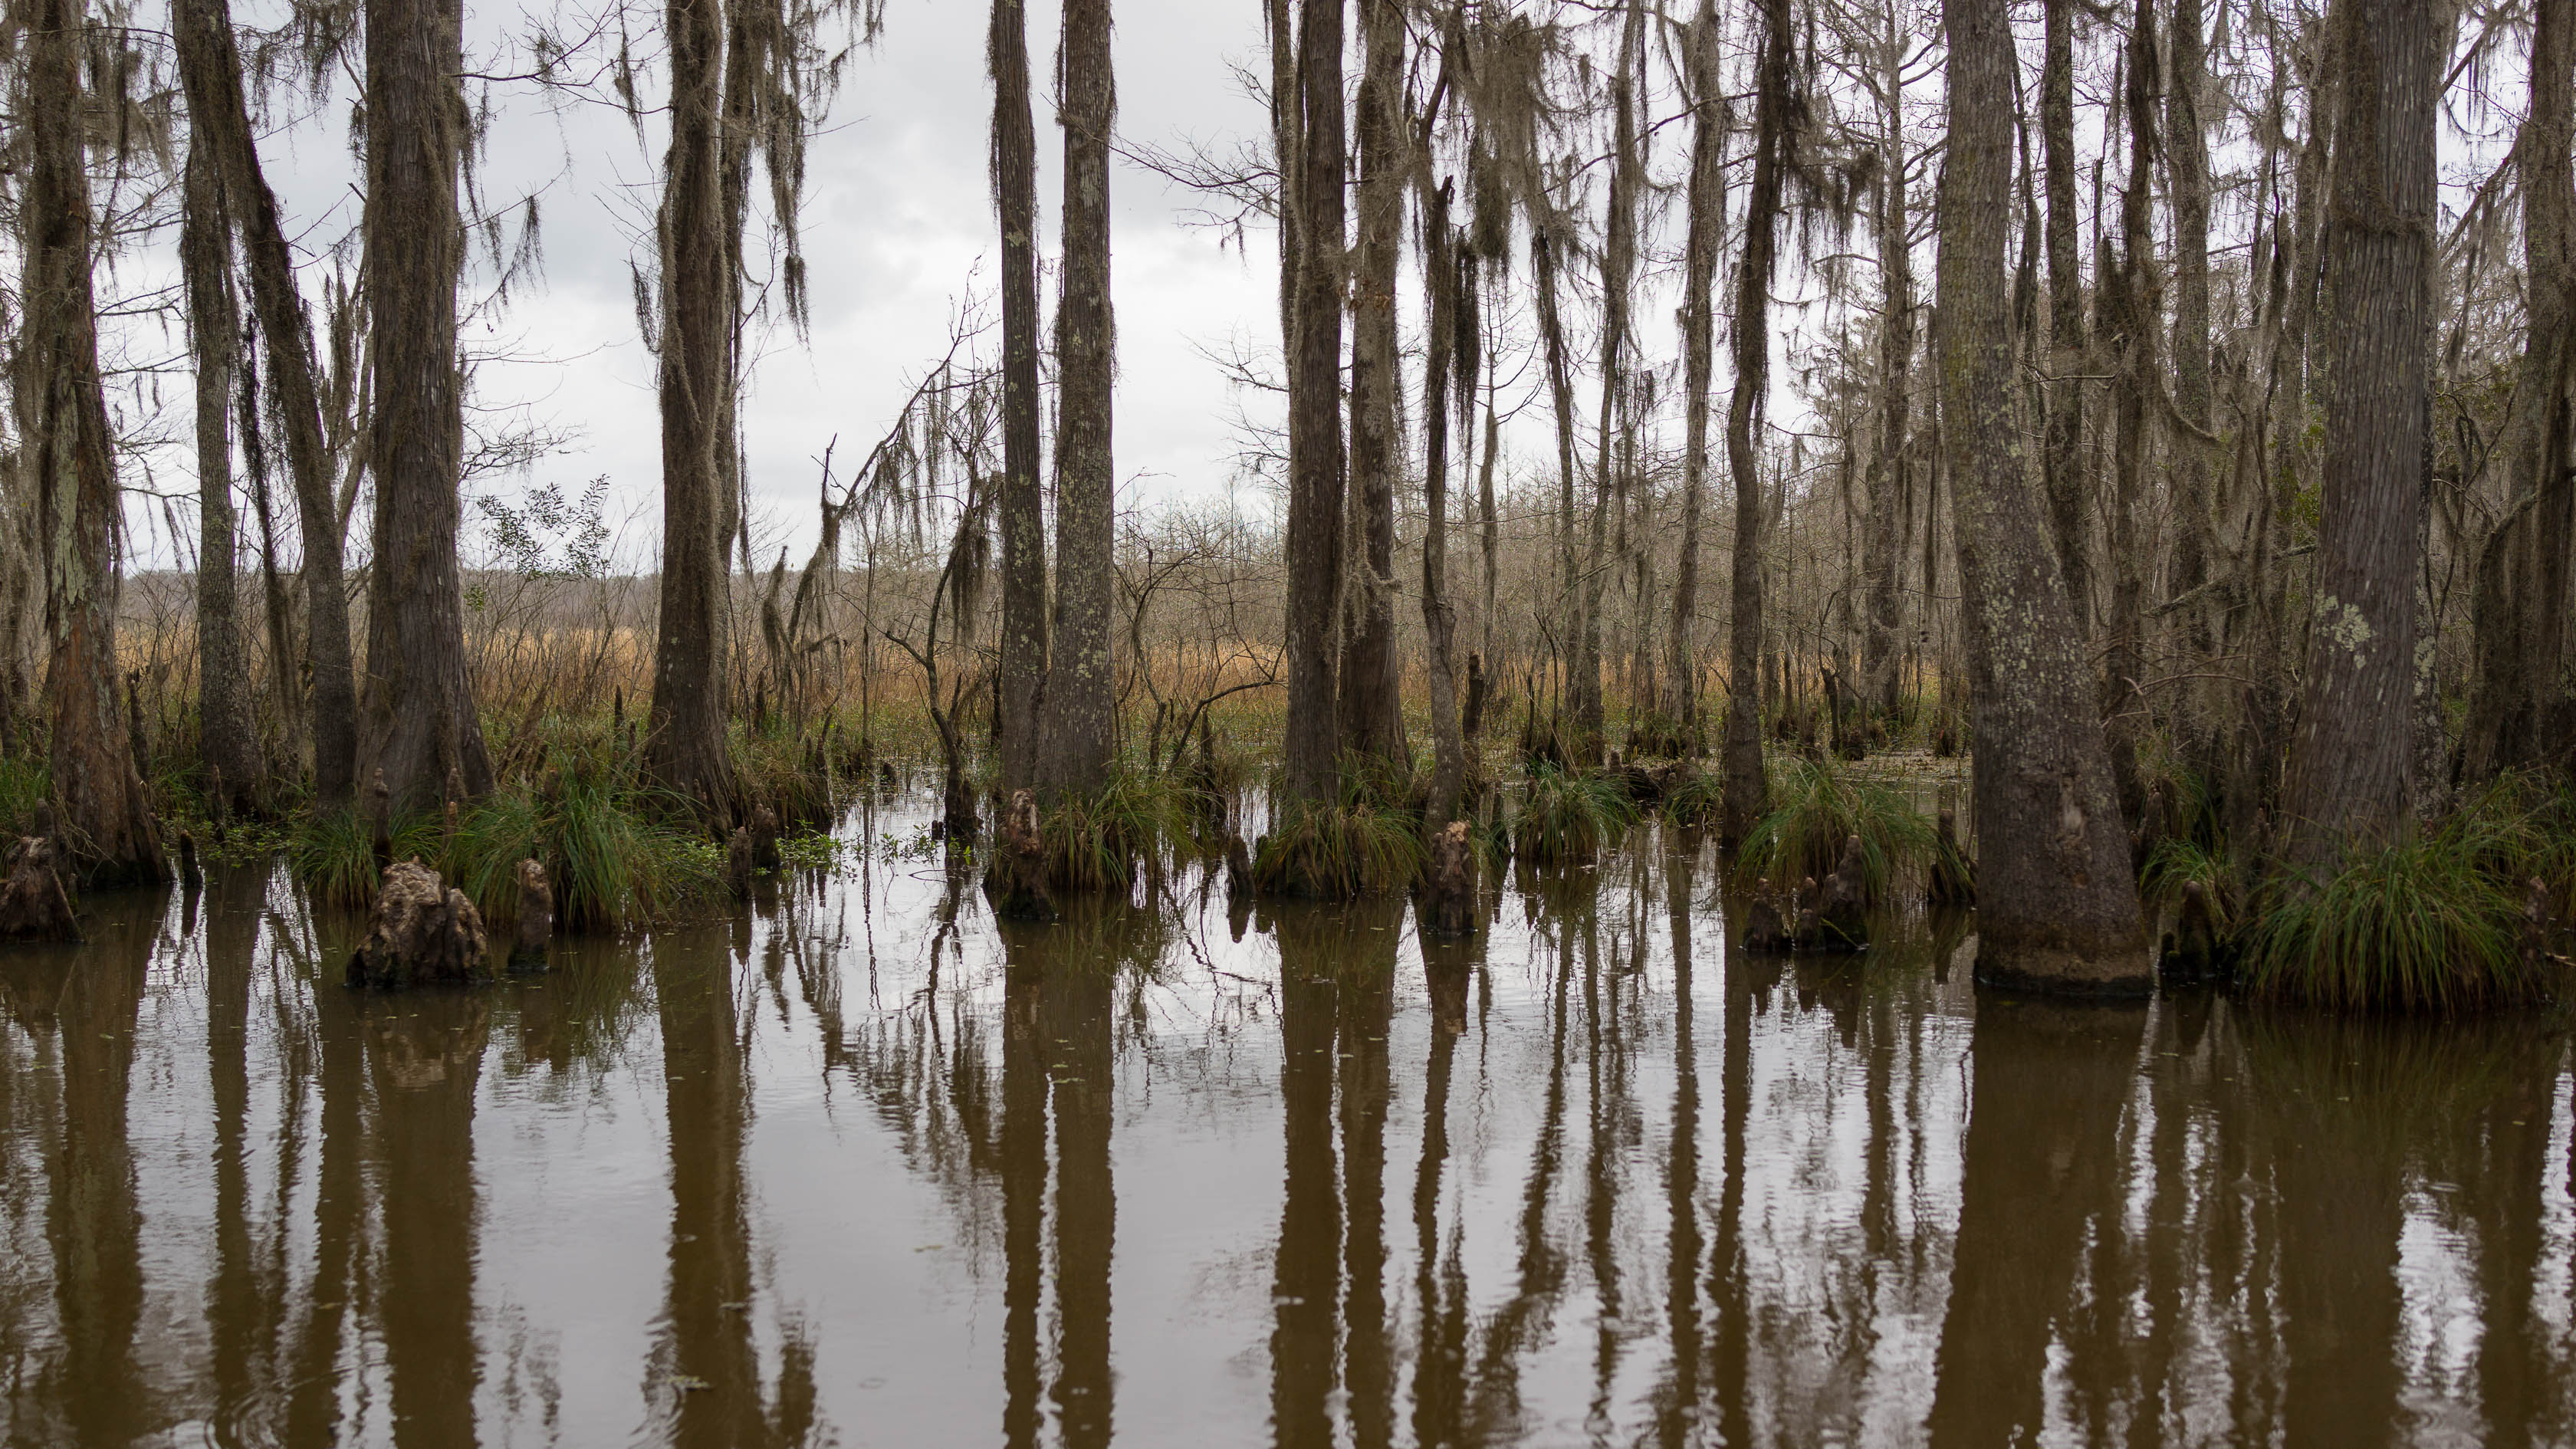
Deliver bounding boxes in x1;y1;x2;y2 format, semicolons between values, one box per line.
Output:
2102;6;2161;824
1033;0;1118;798
2459;0;2576;780
1532;222;1583;743
2040;0;2091;638
182;127;263;811
1936;0;2150;990
1337;0;1408;769
1720;0;1791;845
1422;188;1467;824
20;0;165;882
1280;0;1347;806
2279;0;2446;865
2167;0;2218;650
991;0;1050;796
645;0;741;819
358;0;494;817
1863;0;1915;718
1576;0;1644;761
1664;0;1725;745
174;0;356;803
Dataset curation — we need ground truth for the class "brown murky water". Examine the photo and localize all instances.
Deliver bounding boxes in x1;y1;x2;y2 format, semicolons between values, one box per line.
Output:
3;797;2572;1447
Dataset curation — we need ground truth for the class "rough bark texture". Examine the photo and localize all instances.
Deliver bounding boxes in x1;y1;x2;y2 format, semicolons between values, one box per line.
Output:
1033;0;1118;799
991;0;1050;796
20;0;166;885
173;0;356;803
346;861;490;989
180;127;263;813
1664;0;1725;741
1861;19;1914;719
1720;0;1789;846
0;837;80;942
358;0;495;820
2039;0;2091;636
509;858;552;968
1421;820;1476;937
645;0;741;820
1421;190;1467;825
2281;0;2445;863
1936;0;2151;991
989;787;1053;919
1280;0;1347;806
2460;0;2576;780
1337;0;1408;768
2166;0;2219;648
1533;223;1584;751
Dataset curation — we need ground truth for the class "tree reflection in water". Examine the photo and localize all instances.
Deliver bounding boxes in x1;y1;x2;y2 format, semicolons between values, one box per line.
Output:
0;808;2571;1446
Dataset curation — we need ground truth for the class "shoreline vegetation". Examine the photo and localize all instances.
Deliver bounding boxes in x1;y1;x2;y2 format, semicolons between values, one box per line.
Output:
5;0;2572;1017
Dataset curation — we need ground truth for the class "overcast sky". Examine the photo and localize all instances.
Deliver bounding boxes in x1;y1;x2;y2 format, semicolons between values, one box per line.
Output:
225;0;1286;571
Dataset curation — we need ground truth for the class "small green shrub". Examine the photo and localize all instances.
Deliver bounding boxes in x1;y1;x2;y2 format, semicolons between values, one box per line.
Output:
1733;757;1934;904
1513;766;1637;865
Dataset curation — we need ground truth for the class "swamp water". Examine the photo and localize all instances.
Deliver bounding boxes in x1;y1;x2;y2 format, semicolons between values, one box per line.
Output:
3;795;2574;1447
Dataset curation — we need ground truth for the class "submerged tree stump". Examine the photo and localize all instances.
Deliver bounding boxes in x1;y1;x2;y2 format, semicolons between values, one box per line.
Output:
346;860;488;989
511;858;553;970
1422;820;1478;937
989;788;1053;920
751;803;782;871
1929;806;1976;906
1798;836;1870;951
0;837;80;942
1742;886;1790;953
2159;879;2223;982
725;827;754;897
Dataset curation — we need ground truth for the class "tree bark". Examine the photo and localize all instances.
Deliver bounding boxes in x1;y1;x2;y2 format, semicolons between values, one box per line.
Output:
2459;0;2576;780
2039;0;2091;639
1664;0;1725;744
20;0;166;884
1936;0;2150;990
1280;0;1347;807
358;0;495;819
2280;0;2446;864
1533;222;1584;750
1422;187;1467;825
1720;0;1790;846
991;0;1050;796
2166;0;2219;650
181;127;264;813
1337;0;1408;769
1033;0;1119;800
645;0;741;819
1576;0;1644;761
1862;0;1914;718
173;0;357;803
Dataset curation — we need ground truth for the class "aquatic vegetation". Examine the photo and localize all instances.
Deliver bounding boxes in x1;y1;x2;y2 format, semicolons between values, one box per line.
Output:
1661;766;1723;827
1043;771;1191;894
2142;836;2242;933
1253;795;1425;898
0;756;51;840
1511;766;1638;866
1733;757;1934;905
2240;831;2538;1014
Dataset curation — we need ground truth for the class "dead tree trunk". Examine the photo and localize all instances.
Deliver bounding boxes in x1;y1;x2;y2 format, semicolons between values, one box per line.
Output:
991;0;1050;796
21;0;166;885
179;120;263;813
2280;0;2447;865
644;0;741;820
1033;0;1118;799
2459;0;2576;780
1936;0;2150;991
1664;0;1725;744
1280;0;1347;807
1721;0;1792;846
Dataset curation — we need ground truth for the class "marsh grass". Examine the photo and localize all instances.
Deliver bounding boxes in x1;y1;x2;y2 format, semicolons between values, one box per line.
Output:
1512;766;1638;866
2242;835;2533;1014
1733;757;1934;904
2143;836;2242;932
0;756;51;840
1252;794;1426;898
1044;772;1195;894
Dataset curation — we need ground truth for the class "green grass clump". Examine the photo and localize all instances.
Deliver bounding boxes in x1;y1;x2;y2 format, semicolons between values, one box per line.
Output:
1045;772;1191;893
1254;797;1425;899
1733;757;1934;905
2240;830;2538;1014
0;755;51;839
2142;836;2241;934
1512;766;1638;865
1661;767;1723;827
